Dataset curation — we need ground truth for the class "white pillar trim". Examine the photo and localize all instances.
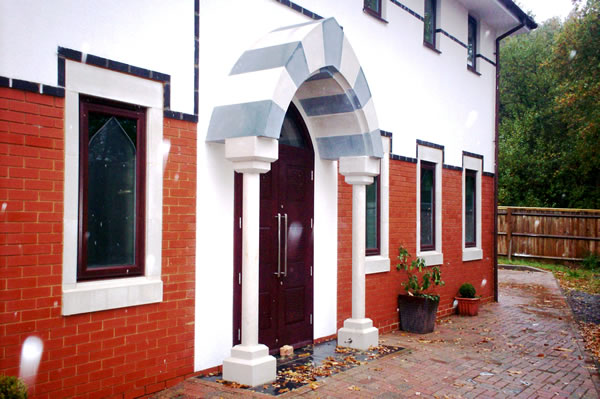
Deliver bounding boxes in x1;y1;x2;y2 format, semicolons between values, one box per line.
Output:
337;156;379;350
222;136;277;386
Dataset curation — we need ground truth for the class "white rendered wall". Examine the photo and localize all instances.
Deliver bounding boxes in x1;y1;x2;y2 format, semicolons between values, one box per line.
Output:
195;0;503;371
0;0;194;114
291;0;498;172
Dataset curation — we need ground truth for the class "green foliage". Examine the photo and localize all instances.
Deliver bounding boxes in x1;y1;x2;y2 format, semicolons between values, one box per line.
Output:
0;375;27;399
396;246;444;302
499;1;600;209
458;283;476;298
582;253;599;270
566;268;582;278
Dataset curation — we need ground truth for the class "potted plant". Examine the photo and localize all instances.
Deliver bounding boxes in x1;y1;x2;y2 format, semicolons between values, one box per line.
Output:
396;246;444;333
455;283;480;316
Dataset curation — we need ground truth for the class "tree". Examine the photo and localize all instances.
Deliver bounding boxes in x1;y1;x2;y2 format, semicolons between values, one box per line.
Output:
499;19;570;207
498;0;600;209
551;0;600;208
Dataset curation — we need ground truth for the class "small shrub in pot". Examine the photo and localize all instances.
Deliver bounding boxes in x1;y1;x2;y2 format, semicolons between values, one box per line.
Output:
458;283;476;298
456;282;480;316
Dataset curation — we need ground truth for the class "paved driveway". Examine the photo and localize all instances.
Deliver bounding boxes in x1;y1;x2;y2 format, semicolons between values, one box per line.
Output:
153;270;600;398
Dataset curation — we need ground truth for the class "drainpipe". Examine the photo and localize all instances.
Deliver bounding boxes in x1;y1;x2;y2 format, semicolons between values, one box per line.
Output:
494;23;524;302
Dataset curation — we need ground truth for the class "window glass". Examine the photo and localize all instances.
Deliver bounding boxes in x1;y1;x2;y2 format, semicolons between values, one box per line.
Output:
366;176;379;254
87;114;137;267
364;0;381;15
467;16;477;68
424;0;436;46
420;162;435;251
279;112;307;148
465;170;476;247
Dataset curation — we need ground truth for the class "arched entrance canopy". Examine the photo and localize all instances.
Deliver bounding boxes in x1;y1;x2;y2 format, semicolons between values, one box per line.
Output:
206;17;383;160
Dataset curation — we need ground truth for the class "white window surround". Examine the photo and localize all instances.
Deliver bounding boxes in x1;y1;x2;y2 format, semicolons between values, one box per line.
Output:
462;155;483;261
416;144;443;266
62;60;164;316
366;136;390;274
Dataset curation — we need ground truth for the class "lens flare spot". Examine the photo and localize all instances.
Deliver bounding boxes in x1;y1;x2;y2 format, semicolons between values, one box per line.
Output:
481;279;487;287
1;203;7;212
452;300;458;308
569;50;577;59
465;110;478;129
162;139;171;171
19;336;44;386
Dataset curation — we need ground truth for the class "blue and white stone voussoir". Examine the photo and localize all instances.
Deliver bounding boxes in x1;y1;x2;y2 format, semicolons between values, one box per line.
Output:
206;17;383;160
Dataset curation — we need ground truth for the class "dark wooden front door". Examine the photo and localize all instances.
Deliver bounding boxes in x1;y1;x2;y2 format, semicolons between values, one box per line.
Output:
233;104;314;352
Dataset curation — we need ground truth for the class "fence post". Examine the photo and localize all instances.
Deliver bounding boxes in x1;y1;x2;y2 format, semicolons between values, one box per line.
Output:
506;207;513;261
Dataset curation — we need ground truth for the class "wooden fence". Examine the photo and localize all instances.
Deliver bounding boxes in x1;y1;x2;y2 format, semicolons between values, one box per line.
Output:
497;206;600;262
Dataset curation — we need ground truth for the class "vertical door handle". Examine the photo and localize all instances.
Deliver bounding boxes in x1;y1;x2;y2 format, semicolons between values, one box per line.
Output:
283;213;288;277
274;213;281;277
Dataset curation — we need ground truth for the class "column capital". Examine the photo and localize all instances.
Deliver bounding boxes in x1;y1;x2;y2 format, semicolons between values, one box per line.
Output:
339;156;380;185
225;136;278;174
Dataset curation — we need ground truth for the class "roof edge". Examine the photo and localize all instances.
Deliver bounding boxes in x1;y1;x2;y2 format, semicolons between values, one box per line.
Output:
496;0;538;30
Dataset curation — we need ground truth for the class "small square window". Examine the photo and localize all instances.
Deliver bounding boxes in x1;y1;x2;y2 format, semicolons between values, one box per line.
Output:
78;97;146;281
465;169;476;247
420;161;436;252
366;175;380;256
467;16;478;71
364;0;383;18
462;154;483;262
424;0;437;48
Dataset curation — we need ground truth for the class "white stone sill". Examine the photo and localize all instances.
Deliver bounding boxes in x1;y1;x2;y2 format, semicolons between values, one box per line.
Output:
462;248;483;262
62;276;163;316
365;255;390;274
417;251;443;266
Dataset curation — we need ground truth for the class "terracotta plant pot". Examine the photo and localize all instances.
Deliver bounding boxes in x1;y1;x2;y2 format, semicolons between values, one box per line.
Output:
397;294;439;333
455;297;480;316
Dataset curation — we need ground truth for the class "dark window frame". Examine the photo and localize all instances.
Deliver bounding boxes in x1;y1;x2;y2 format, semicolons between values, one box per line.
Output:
467;15;478;72
420;161;436;252
423;0;437;49
78;96;147;281
363;0;383;18
366;175;381;256
465;169;477;248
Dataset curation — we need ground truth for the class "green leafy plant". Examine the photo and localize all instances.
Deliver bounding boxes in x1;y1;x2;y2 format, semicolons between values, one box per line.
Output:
582;253;599;271
0;375;27;399
396;246;444;302
458;283;476;298
566;268;582;278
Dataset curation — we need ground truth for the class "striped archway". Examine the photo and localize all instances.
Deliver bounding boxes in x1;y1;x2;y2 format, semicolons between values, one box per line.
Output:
206;17;383;160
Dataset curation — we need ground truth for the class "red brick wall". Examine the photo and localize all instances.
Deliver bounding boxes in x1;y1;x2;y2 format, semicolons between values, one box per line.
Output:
337;158;495;332
0;87;196;399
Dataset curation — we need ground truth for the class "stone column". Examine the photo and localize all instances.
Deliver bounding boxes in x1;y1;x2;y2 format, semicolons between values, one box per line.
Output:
222;136;277;386
337;156;380;350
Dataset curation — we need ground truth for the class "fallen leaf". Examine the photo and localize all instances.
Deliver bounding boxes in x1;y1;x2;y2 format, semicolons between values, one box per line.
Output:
348;385;361;391
554;347;573;352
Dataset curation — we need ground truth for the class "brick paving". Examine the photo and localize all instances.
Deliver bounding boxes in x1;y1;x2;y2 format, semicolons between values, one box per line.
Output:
152;270;600;398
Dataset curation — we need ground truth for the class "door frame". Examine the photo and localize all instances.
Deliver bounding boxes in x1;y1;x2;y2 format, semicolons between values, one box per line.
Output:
233;103;314;349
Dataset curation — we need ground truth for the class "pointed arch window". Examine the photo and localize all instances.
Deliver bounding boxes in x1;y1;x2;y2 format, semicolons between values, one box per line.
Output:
78;98;146;281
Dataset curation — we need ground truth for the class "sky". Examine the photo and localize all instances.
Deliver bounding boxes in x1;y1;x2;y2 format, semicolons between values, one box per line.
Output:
516;0;576;23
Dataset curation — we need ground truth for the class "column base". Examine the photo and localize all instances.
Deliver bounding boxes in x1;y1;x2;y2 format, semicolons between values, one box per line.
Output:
337;318;379;350
222;344;276;387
